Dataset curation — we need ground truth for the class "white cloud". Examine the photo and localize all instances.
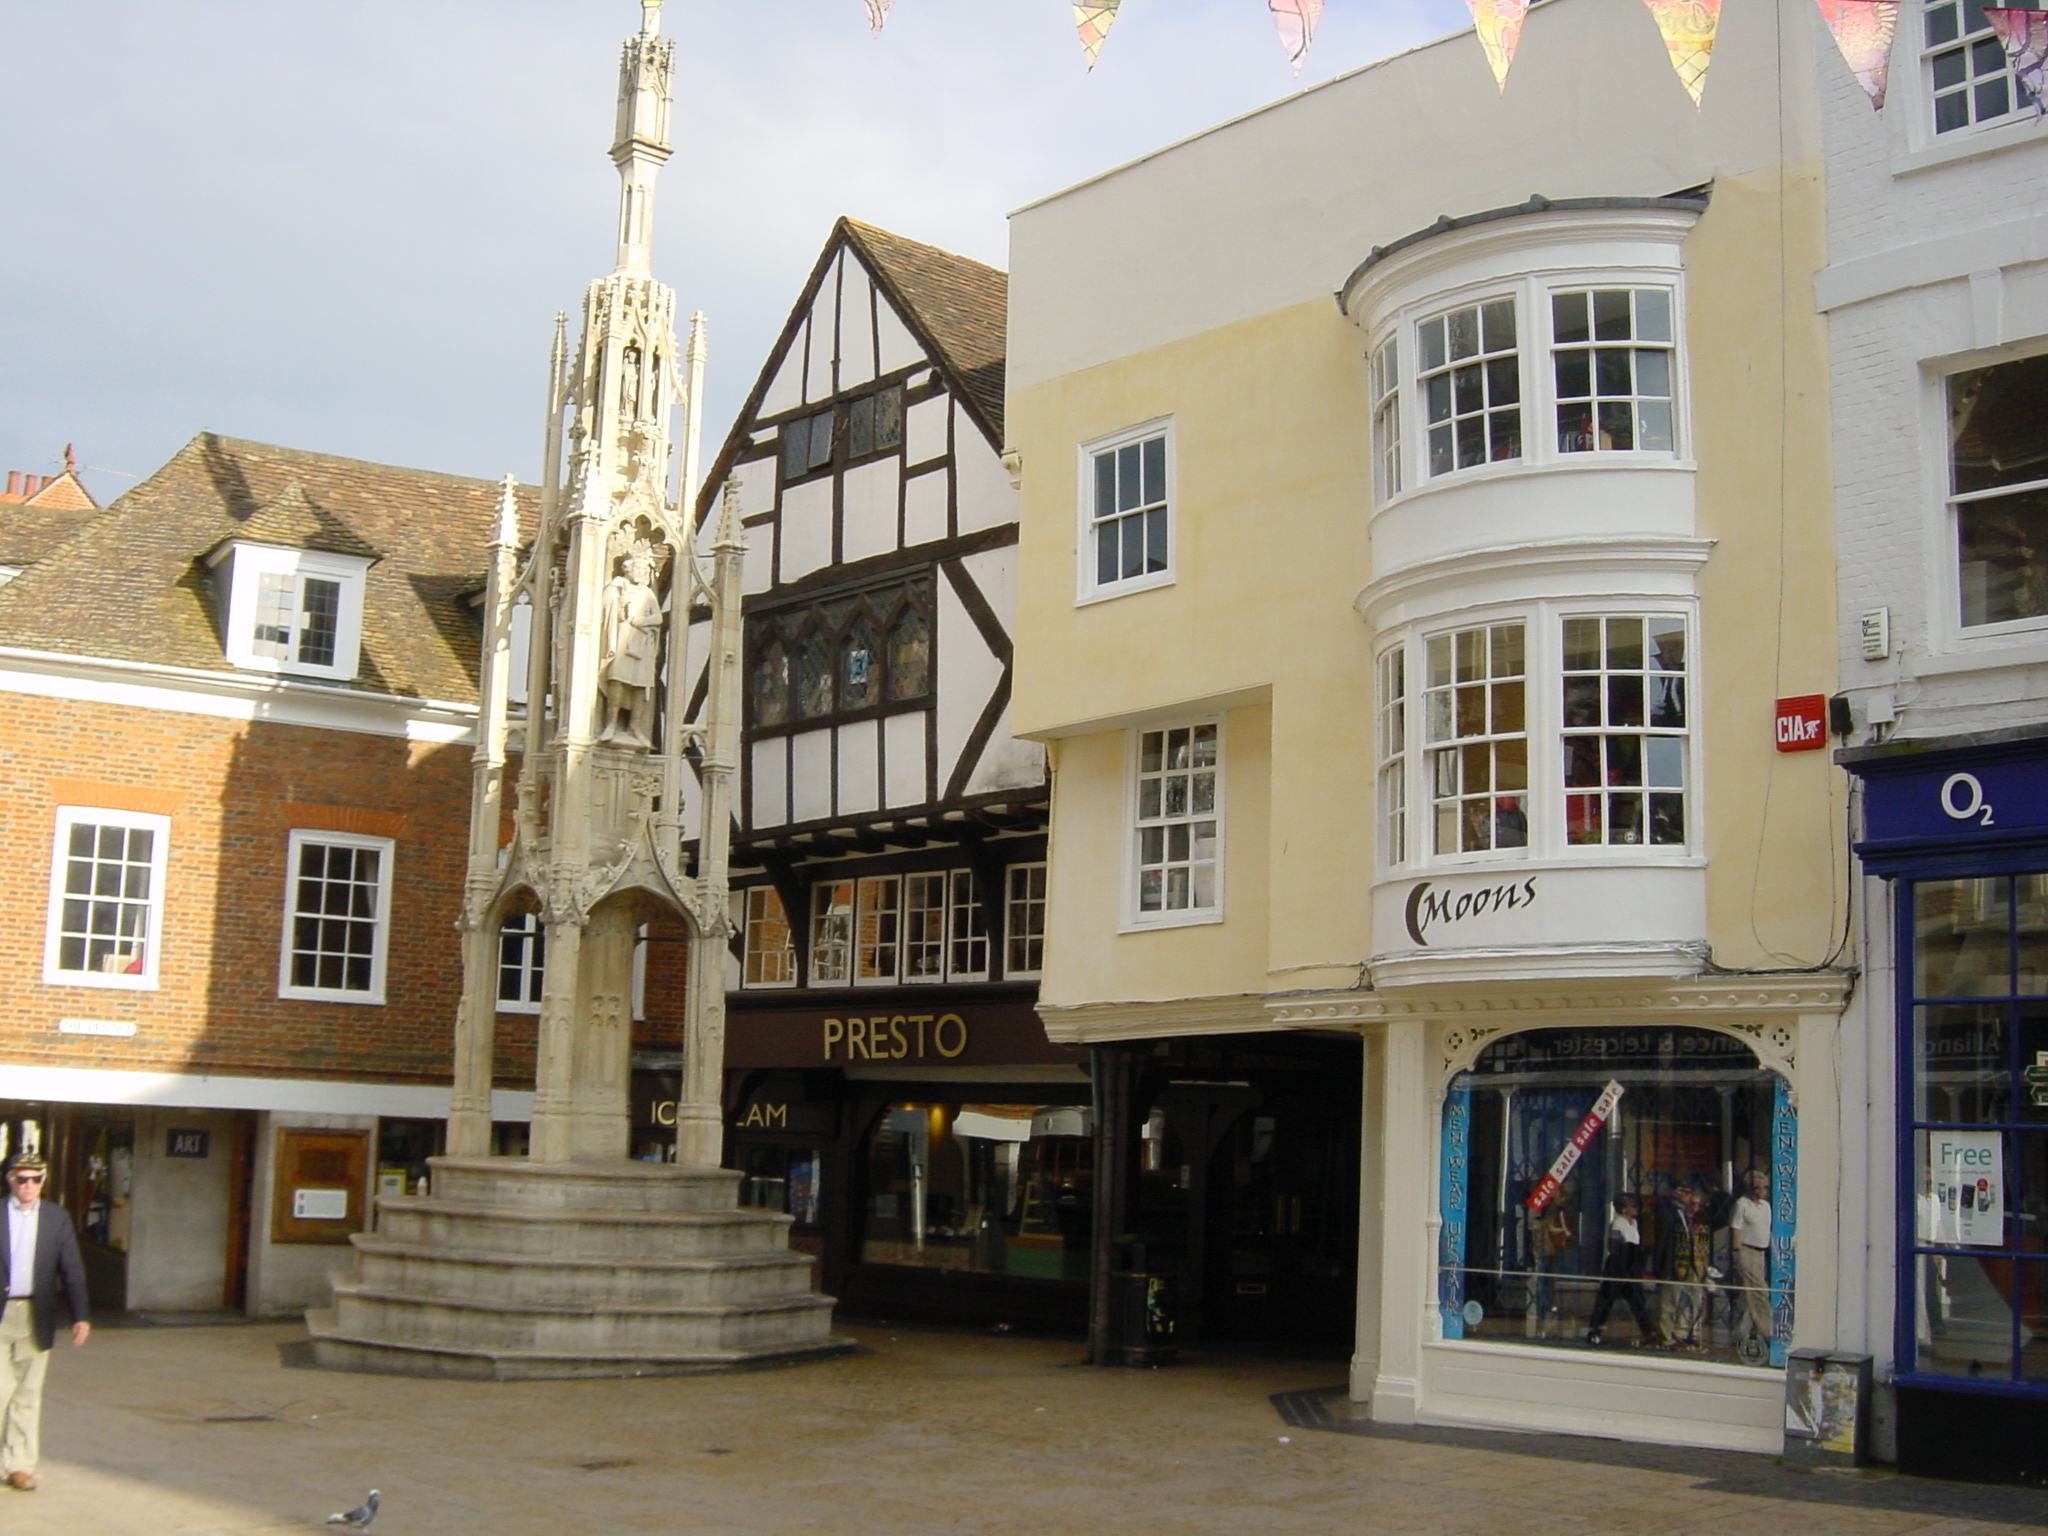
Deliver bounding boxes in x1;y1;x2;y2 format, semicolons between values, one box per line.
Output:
0;0;1467;501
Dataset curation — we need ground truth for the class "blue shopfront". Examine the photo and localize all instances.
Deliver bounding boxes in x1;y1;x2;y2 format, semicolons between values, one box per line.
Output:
1845;727;2048;1487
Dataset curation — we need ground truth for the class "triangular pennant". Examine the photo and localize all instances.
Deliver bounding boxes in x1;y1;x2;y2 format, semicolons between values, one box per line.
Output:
1642;0;1722;105
1984;8;2048;117
1813;0;1899;109
1267;0;1324;74
1463;0;1531;91
1074;1;1122;69
864;0;894;35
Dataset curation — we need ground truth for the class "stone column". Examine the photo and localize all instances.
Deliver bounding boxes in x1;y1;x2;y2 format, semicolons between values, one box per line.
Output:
1350;1023;1385;1402
446;910;501;1158
528;913;586;1164
1369;1016;1430;1424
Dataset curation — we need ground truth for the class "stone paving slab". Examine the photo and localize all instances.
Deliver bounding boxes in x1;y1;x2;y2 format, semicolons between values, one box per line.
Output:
5;1321;2046;1534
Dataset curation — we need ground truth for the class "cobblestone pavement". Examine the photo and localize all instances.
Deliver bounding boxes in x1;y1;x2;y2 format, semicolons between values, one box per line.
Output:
8;1320;2048;1535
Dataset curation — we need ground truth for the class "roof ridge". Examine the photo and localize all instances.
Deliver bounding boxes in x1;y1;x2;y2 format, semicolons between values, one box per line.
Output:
192;433;516;493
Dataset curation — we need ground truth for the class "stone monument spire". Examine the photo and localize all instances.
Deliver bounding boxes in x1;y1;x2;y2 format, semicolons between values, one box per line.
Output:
446;0;741;1169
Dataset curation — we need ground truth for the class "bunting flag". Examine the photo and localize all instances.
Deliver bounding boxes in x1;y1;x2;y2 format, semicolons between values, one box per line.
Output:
864;0;894;35
1813;0;1899;108
1464;0;1531;90
1984;8;2048;117
1075;1;1122;68
1268;0;1324;74
1641;0;1722;105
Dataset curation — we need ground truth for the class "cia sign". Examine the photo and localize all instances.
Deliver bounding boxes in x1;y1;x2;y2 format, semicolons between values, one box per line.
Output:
1775;695;1826;752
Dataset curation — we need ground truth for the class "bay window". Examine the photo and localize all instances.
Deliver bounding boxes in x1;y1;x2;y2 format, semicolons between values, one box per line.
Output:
1420;298;1521;476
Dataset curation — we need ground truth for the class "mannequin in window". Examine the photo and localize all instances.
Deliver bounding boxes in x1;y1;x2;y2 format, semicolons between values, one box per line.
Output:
599;551;664;748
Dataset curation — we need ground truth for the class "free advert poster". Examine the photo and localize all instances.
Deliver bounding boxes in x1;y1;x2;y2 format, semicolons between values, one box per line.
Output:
1924;1130;2004;1247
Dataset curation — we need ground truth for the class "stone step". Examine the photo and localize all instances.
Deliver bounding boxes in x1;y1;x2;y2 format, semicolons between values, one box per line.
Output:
374;1201;794;1262
425;1157;743;1214
328;1282;836;1356
350;1237;818;1308
305;1308;856;1382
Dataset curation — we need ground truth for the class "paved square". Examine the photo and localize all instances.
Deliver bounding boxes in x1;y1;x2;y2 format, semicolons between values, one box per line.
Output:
9;1322;2046;1534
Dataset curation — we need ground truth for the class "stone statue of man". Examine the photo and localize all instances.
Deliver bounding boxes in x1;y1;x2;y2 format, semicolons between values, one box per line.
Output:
599;550;664;747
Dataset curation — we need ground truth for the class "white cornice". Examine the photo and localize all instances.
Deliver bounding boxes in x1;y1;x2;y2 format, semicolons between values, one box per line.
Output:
1265;972;1852;1028
1355;535;1714;628
0;1062;532;1121
0;645;477;744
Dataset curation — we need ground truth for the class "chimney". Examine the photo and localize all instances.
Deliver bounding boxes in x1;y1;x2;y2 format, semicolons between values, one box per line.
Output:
3;472;19;499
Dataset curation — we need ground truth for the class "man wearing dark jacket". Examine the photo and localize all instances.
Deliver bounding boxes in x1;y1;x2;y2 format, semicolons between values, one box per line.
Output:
1;1154;90;1492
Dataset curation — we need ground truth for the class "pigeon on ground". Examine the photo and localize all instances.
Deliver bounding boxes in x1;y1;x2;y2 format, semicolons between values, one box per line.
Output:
324;1490;379;1531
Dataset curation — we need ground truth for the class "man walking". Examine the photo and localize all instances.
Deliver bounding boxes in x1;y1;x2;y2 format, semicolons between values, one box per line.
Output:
2;1153;90;1491
1728;1168;1775;1346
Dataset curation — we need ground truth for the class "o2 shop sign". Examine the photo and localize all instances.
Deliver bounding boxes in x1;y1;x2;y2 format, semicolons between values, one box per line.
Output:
1862;756;2048;843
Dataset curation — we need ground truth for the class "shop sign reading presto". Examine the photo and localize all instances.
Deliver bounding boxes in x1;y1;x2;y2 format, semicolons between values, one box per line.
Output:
823;1012;969;1062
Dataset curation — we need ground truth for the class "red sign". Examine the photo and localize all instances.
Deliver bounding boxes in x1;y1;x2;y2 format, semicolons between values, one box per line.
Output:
1525;1080;1625;1213
1775;694;1827;752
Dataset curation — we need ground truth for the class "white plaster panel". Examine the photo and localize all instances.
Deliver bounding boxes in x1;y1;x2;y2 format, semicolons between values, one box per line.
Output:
904;465;950;548
952;409;1018;535
789;728;833;824
733;454;776;518
777;475;834;584
839;264;877;389
1371;467;1695;582
1368;863;1706;982
905;394;949;467
749;737;788;829
836;717;880;816
741;527;774;596
955;546;1046;796
840;459;900;565
806;258;840;403
877;294;924;376
883;709;927;808
126;1105;237;1311
937;572;1004;798
760;344;804;418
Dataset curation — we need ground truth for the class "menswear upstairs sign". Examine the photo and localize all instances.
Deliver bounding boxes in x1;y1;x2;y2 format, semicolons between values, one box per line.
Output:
856;0;1984;112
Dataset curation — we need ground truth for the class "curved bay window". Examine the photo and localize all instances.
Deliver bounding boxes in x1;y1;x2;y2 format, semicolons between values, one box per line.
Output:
861;1103;1093;1281
1438;1027;1795;1368
747;573;933;732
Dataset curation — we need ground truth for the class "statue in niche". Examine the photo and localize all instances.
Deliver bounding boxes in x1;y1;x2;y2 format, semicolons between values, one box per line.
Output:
599;544;665;748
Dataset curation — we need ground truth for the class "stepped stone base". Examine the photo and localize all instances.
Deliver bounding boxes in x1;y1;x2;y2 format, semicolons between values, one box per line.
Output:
307;1156;850;1381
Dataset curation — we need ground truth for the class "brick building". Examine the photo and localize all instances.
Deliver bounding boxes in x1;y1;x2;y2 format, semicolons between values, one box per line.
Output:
0;433;689;1316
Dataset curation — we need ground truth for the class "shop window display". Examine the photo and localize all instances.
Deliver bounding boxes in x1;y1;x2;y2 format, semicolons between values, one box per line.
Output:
1438;1026;1795;1367
737;1142;822;1227
1901;874;2048;1387
861;1103;1092;1281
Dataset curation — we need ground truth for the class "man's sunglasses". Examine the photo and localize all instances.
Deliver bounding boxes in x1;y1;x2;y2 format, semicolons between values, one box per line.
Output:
7;1174;44;1185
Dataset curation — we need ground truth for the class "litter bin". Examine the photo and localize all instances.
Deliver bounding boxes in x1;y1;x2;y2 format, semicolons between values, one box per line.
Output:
1108;1240;1177;1367
1783;1348;1872;1467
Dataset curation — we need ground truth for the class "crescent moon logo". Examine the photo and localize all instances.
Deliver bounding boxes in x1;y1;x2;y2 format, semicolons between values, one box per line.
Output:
1405;881;1432;947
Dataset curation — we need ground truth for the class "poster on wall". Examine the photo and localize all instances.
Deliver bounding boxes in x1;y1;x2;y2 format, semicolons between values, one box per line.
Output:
1924;1131;2004;1247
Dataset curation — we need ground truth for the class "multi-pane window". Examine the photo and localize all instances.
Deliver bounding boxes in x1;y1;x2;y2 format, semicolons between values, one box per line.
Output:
1134;724;1220;917
948;870;989;980
1951;354;2048;629
1420;299;1521;476
1005;864;1047;977
855;876;903;983
741;888;795;988
780;385;904;480
810;881;854;985
748;574;932;731
1377;647;1408;864
1562;616;1688;846
1424;624;1528;854
497;911;545;1011
280;831;391;1002
1088;429;1170;594
1371;337;1402;503
253;572;343;668
43;809;169;988
1552;289;1675;454
218;544;366;681
903;872;947;982
1925;0;2040;134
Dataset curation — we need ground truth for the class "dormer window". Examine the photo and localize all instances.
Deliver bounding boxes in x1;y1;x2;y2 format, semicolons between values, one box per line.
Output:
214;543;371;681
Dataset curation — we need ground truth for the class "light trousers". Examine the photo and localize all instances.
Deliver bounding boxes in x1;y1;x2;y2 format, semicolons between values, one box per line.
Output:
0;1299;49;1476
1736;1243;1773;1340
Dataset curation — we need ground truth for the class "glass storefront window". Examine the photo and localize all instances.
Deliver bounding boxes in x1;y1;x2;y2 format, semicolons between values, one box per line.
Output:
861;1102;1092;1281
1438;1026;1794;1368
737;1143;822;1227
1903;875;2048;1388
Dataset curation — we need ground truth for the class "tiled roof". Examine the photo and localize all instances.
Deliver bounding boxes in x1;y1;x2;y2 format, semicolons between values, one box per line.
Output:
841;219;1008;440
0;434;530;705
0;503;103;567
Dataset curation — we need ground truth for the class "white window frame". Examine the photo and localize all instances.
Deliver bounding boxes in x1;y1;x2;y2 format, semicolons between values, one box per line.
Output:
1370;337;1402;505
810;880;854;986
43;806;171;990
215;542;369;681
1376;647;1408;869
1936;348;2048;644
278;829;393;1004
1123;719;1224;931
1076;417;1175;605
947;868;990;982
739;887;797;989
496;911;545;1013
1921;0;2039;138
1371;271;1687;504
1417;295;1523;480
1004;863;1048;979
1376;602;1703;869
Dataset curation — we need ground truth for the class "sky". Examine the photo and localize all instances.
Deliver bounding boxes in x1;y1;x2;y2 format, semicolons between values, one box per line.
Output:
2;0;1473;506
